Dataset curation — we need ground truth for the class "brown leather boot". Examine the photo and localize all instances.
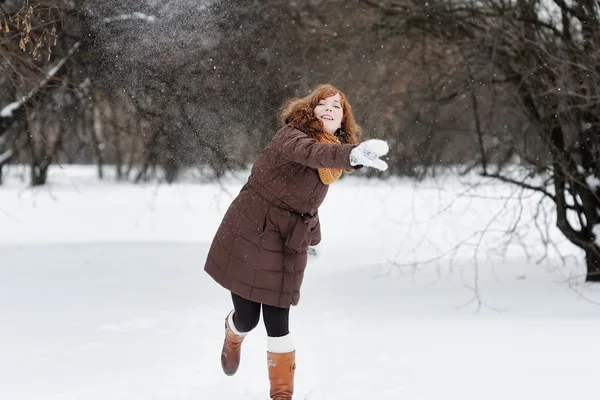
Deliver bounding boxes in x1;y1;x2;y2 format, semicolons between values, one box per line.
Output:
221;311;246;376
267;351;295;399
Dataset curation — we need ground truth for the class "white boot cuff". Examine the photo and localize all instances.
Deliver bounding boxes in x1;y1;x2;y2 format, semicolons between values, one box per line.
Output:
228;311;247;336
267;334;294;353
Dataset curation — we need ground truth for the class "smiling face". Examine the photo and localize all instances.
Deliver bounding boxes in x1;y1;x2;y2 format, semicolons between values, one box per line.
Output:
313;92;343;134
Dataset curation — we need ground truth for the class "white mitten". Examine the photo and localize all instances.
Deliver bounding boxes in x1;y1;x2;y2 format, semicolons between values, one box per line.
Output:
349;139;389;171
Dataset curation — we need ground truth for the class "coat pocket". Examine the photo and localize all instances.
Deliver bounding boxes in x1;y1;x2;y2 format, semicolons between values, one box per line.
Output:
261;214;268;233
284;214;314;253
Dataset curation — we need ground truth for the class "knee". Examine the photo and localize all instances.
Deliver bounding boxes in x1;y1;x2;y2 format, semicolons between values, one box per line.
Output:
233;310;260;333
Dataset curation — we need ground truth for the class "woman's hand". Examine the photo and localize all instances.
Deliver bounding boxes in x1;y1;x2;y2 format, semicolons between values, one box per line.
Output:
349;139;389;171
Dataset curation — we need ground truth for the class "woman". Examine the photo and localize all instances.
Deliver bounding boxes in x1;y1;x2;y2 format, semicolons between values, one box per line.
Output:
204;84;388;399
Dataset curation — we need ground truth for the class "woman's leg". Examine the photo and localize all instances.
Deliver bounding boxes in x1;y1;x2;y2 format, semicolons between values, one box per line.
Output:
262;303;293;354
230;292;261;333
263;304;295;399
221;293;261;376
261;303;290;338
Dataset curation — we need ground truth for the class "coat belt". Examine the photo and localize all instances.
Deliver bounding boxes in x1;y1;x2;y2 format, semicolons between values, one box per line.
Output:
246;183;316;252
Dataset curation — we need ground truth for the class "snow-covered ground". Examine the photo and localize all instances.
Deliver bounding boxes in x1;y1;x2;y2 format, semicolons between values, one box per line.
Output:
1;165;599;399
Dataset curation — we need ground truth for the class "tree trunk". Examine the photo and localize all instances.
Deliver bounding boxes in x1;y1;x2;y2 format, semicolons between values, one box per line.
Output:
91;100;104;180
164;156;178;183
0;148;14;185
30;163;49;186
585;246;600;282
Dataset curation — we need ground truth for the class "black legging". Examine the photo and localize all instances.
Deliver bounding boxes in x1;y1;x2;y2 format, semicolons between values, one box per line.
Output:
231;292;290;337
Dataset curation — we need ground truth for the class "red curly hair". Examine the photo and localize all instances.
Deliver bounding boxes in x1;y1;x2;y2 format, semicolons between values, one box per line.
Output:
279;84;362;145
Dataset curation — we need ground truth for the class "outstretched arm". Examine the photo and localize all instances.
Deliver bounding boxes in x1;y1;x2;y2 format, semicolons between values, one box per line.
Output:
272;127;356;170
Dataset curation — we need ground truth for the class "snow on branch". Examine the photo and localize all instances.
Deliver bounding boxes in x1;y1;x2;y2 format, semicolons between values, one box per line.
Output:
0;41;81;119
0;149;13;164
103;12;157;24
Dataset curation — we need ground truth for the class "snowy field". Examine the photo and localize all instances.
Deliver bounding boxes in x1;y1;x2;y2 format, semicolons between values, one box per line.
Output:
1;165;600;400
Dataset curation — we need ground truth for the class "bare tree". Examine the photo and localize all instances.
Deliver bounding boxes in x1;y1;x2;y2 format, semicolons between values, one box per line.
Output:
1;1;80;185
0;1;541;187
3;1;487;184
361;0;600;281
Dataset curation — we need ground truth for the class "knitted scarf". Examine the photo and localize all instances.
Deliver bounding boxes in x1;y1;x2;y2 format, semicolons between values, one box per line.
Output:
287;108;352;185
313;131;343;185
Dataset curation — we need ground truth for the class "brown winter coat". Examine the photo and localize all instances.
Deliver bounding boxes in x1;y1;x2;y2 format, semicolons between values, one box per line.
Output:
204;123;357;308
